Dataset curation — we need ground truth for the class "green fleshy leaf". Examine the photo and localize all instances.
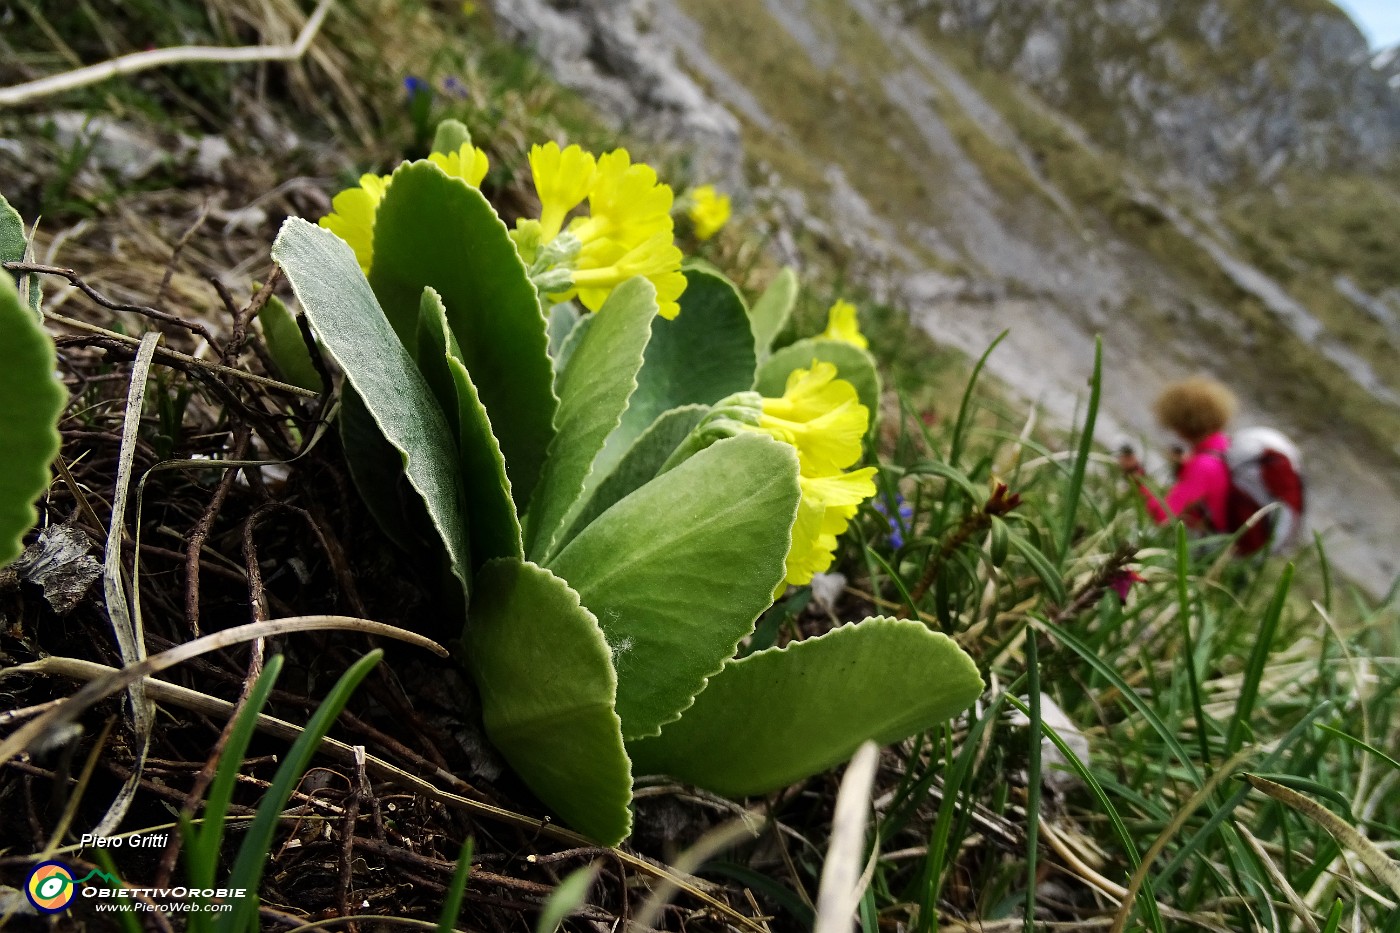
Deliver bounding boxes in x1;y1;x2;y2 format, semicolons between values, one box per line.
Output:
756;337;882;426
628;617;984;796
548;433;800;740
589;267;756;487
748;267;797;360
546;302;582;360
339;387;438;557
552;312;591;387
416;288;522;564
525;277;656;563
556;404;708;551
272;217;470;599
0;268;63;567
1;193;40;312
257;294;322;391
462;558;632;845
370;161;557;509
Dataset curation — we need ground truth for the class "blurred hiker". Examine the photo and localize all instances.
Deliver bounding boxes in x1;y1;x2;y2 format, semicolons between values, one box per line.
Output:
1119;376;1236;533
1119;376;1306;554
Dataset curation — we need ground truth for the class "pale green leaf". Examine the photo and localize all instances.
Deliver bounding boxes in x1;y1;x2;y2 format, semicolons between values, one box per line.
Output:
748;267;797;360
589;267;756;486
628;617;984;796
548;433;800;740
0;268;63;567
272;218;470;599
546;302;582;360
257;294;322;391
339;387;439;558
557;404;708;551
552;312;591;387
462;559;632;845
416;287;522;564
525;277;656;563
1;192;40;312
370;161;558;509
756;337;882;426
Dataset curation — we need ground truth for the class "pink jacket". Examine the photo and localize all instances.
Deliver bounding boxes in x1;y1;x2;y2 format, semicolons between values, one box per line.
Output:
1140;432;1231;531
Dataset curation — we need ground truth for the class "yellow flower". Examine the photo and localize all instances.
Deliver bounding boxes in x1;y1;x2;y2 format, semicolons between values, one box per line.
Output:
687;184;731;241
318;172;391;274
757;362;868;474
570;148;675;253
568;232;686;320
529;142;597;241
427;142;490;189
318;143;488;275
820;299;868;349
745;362;877;587
783;468;878;586
515;145;686;318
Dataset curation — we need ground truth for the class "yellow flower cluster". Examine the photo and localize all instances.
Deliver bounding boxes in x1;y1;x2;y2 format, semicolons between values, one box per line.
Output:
318;143;491;274
819;299;868;349
753;362;876;587
686;185;731;241
517;142;686;319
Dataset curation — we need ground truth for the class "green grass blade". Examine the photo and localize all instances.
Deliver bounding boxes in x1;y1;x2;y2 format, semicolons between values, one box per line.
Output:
947;331;1006;469
1037;622;1200;782
1005;536;1067;606
1022;639;1042;933
92;849;143;933
1005;695;1165;933
1224;565;1294;757
217;649;383;933
1321;899;1344;933
185;655;285;892
916;696;1005;931
1156;701;1335;885
436;837;474;932
865;546;919;618
1316;723;1400;773
1056;337;1101;563
535;864;599;933
1174;525;1213;773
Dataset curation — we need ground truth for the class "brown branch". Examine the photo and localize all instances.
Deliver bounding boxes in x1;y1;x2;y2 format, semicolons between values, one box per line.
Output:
47;310;320;399
6;260;220;348
185;425;251;636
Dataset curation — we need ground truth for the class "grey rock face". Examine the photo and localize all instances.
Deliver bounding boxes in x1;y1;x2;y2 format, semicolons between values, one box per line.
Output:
911;0;1400;185
491;0;743;186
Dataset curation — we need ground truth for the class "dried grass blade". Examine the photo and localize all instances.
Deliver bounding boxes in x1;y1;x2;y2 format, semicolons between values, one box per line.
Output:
815;741;880;933
0;614;447;770
95;331;161;835
1244;773;1400;902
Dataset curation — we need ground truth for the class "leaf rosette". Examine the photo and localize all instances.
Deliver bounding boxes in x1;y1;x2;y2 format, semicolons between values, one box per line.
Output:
276;136;983;844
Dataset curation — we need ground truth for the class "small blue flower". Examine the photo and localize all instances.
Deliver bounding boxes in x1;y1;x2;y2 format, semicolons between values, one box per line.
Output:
404;76;429;99
873;494;912;550
442;76;469;99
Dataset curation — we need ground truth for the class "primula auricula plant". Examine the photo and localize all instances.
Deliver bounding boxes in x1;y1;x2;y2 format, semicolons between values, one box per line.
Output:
683;184;731;241
820;298;869;350
267;120;983;844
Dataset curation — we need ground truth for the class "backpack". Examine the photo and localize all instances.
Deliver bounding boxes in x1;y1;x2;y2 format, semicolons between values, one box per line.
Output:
1219;427;1307;556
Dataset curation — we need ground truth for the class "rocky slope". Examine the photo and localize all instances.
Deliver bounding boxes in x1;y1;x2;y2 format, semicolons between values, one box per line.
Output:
490;0;1400;594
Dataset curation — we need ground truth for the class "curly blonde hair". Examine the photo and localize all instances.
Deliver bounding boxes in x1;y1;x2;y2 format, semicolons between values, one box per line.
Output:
1153;376;1237;443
